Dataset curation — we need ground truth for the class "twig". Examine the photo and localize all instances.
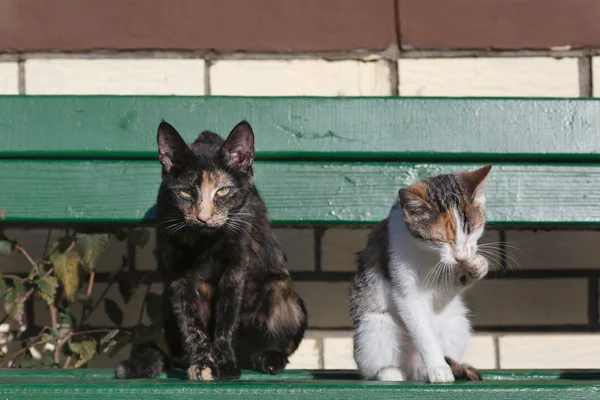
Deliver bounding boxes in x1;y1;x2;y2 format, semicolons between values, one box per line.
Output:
0;328;130;368
63;355;72;368
49;305;60;364
79;271;96;323
0;325;49;368
81;271;120;324
15;244;36;268
137;284;152;325
86;271;95;298
42;228;53;259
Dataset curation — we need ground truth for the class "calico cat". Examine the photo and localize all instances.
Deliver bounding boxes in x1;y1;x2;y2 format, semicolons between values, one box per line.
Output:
115;120;307;380
348;165;492;383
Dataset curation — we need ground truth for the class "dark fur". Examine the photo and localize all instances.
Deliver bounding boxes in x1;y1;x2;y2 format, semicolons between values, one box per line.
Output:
115;120;307;380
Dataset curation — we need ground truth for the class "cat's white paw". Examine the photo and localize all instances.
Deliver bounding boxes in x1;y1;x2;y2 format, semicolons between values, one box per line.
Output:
466;254;488;280
377;367;405;381
426;365;455;384
456;255;488;286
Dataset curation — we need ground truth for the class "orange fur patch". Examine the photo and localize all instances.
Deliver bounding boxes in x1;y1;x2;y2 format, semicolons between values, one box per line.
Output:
431;210;457;242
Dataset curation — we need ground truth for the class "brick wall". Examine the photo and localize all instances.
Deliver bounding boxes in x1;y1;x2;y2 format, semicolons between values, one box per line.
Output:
2;0;600;370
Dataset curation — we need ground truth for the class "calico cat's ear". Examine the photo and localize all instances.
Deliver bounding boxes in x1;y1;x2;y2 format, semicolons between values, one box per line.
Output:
157;121;189;173
460;164;492;206
221;120;255;172
398;182;431;214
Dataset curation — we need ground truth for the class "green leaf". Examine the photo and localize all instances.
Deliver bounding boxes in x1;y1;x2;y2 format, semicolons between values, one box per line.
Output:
145;292;162;323
4;291;24;325
76;293;93;309
118;273;137;304
130;228;151;248
20;358;38;368
0;232;13;256
107;334;131;358
42;356;55;367
59;310;76;328
115;228;128;242
52;251;80;302
11;277;24;297
68;337;97;368
75;233;109;271
36;276;58;306
0;277;7;296
104;299;123;327
49;236;75;255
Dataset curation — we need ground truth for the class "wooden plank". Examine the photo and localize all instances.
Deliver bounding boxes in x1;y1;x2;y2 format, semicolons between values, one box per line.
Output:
0;370;599;400
2;96;600;161
1;161;599;226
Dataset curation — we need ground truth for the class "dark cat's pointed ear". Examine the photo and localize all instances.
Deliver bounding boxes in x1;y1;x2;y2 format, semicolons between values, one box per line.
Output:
221;120;255;172
460;164;492;206
398;182;430;213
157;121;189;173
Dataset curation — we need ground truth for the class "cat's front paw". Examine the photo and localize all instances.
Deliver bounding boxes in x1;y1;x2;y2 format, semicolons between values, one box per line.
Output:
426;365;455;384
187;362;217;381
213;341;242;380
216;360;242;380
456;255;488;286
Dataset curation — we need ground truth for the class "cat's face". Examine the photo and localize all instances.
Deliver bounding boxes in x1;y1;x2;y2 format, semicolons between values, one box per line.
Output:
157;120;255;229
398;165;492;265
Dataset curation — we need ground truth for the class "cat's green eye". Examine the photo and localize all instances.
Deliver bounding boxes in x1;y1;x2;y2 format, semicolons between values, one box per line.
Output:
179;191;192;199
216;187;230;197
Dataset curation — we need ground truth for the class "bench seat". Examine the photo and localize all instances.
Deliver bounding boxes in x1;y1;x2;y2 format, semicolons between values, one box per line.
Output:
1;369;600;399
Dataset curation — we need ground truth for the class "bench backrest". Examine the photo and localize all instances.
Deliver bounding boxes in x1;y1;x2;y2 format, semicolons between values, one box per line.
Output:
2;96;600;227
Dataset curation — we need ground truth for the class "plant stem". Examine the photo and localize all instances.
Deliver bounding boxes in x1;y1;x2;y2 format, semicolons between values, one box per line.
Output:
15;244;36;268
86;271;95;298
137;284;152;324
0;328;130;368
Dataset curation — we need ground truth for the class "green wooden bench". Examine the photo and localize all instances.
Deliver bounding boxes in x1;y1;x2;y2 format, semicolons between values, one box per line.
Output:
2;95;600;398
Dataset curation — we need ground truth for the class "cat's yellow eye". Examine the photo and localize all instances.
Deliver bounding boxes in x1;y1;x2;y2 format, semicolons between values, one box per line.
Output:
179;191;192;199
216;187;230;197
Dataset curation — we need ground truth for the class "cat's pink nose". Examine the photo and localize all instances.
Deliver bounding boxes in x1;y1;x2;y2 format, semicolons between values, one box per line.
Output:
197;211;212;223
455;249;468;262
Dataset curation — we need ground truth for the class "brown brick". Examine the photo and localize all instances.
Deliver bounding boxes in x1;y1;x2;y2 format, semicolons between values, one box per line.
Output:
466;279;588;327
398;0;600;49
0;0;396;52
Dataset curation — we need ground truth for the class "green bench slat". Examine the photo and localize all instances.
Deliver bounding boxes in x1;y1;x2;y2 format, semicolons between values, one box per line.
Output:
1;160;599;225
2;96;600;161
1;370;599;400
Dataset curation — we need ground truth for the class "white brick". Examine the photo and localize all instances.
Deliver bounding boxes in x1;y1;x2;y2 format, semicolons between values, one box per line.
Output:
287;338;320;369
592;57;600;97
211;60;392;96
275;228;315;271
466;279;587;326
323;336;356;369
295;282;351;328
464;334;496;369
399;58;578;97
26;58;205;95
0;62;18;94
500;334;600;369
505;230;600;269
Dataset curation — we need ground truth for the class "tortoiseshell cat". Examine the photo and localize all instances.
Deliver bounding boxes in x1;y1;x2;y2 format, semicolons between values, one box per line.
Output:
116;120;307;380
348;165;492;383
